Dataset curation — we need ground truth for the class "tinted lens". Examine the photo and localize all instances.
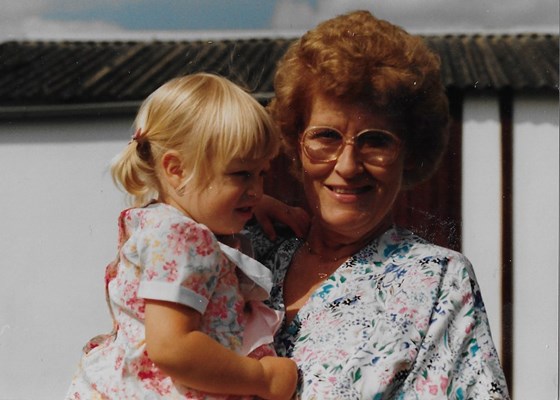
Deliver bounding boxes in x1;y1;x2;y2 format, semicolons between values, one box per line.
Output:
303;128;343;161
356;130;400;164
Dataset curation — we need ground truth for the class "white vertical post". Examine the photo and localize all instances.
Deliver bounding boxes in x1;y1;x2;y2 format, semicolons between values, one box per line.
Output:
461;94;503;354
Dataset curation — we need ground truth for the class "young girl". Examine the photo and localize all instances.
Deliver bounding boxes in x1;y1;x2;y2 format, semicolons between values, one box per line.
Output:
65;73;300;400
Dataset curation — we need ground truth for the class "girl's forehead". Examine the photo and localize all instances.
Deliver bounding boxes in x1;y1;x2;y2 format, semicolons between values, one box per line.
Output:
224;157;271;170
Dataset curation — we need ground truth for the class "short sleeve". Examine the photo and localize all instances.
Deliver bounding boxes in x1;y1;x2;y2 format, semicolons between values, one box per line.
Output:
132;216;222;314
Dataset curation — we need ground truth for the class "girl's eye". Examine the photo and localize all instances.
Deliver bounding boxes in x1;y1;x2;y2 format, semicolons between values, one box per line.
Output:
228;165;268;180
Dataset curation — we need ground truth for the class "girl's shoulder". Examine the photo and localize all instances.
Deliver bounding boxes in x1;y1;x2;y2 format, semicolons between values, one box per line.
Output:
119;202;217;247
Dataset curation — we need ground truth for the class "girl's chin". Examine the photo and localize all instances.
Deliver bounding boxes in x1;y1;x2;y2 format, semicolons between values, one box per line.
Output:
209;221;246;236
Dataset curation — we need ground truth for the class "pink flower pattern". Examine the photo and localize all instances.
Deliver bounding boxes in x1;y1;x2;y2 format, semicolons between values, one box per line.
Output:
163;260;178;282
65;203;265;399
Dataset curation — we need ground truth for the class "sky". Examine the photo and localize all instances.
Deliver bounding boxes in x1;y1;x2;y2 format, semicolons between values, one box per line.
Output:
0;0;558;41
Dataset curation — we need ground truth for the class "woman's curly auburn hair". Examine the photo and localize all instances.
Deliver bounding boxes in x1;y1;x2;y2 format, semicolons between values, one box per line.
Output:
268;10;450;188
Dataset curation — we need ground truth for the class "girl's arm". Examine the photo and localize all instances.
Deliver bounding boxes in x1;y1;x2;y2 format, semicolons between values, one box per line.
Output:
145;299;297;400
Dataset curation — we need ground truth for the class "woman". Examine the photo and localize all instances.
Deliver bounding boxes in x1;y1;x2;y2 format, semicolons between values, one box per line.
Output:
252;10;510;399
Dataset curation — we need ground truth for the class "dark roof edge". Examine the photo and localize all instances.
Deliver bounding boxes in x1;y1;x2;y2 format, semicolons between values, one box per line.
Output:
0;92;275;120
0;101;141;120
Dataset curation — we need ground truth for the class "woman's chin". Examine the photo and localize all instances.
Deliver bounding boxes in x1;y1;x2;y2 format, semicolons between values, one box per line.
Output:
320;210;371;230
317;206;392;236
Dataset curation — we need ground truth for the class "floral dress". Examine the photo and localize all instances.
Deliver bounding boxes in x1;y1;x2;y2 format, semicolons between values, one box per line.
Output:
66;203;280;400
250;225;511;399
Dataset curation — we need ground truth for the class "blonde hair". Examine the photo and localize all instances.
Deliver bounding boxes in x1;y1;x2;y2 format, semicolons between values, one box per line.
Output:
111;73;280;206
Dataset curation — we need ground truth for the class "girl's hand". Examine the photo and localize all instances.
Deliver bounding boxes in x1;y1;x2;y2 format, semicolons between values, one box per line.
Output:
254;195;310;241
258;356;298;400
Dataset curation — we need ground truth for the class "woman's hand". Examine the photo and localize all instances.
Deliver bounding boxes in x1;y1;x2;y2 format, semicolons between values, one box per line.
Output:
258;356;298;400
254;195;310;240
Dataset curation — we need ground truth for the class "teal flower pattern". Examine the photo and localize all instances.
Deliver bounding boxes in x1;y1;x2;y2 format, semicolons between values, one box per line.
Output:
250;226;510;399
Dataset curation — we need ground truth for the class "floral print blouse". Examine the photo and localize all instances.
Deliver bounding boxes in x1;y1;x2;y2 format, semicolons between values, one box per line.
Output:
66;203;276;400
250;225;510;399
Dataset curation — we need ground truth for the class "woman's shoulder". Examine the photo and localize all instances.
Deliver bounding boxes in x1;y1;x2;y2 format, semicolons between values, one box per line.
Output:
378;226;455;251
371;227;482;304
379;226;473;274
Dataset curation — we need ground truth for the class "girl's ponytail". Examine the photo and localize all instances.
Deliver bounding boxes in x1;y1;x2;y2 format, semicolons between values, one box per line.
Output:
111;132;159;206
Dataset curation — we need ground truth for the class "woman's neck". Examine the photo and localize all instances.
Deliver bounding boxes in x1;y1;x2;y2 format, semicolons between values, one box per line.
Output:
304;217;393;260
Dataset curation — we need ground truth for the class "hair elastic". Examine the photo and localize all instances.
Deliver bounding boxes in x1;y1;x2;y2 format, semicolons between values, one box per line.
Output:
131;128;152;162
131;128;143;142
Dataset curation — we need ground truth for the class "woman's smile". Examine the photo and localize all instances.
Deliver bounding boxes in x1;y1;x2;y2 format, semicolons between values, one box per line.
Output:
324;183;373;202
326;184;372;195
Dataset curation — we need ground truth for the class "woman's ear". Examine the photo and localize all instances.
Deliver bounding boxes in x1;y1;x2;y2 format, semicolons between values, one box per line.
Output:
161;150;186;189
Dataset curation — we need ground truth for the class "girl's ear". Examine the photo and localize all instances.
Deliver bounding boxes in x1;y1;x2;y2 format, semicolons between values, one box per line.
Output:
161;150;186;189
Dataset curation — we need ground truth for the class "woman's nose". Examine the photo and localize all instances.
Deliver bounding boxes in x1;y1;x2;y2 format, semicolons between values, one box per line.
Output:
334;143;363;177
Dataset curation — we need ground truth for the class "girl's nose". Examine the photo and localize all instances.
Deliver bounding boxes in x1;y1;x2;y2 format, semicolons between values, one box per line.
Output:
246;179;263;200
334;143;364;177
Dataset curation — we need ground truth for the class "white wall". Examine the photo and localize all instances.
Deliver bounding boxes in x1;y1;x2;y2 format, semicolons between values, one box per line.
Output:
0;117;132;399
0;94;558;399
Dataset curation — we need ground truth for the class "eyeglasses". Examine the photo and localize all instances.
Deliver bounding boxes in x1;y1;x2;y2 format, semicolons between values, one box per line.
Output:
300;126;402;166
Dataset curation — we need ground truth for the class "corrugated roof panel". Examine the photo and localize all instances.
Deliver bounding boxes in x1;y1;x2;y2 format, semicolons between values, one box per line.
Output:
465;36;496;89
103;44;175;100
516;34;558;89
475;37;510;89
0;34;557;107
81;43;146;93
122;44;187;98
475;36;508;89
439;36;477;89
425;36;455;89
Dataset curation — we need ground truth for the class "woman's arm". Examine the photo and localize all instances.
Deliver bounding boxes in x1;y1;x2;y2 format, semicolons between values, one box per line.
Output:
145;299;297;400
253;194;310;241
